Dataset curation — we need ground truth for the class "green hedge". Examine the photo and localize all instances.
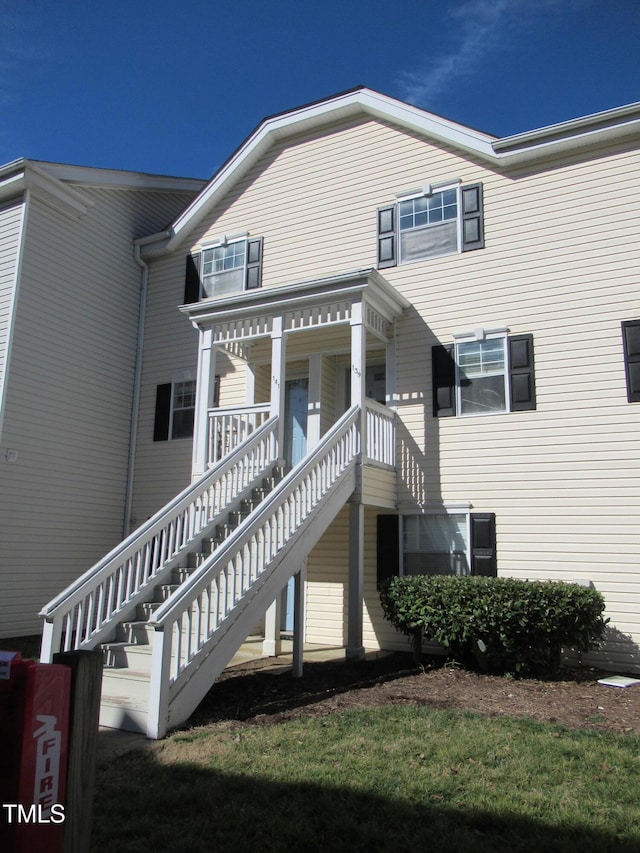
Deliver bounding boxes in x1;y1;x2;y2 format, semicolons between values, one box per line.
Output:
379;575;608;676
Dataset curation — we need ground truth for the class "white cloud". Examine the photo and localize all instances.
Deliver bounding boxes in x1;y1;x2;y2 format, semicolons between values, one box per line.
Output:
396;0;567;109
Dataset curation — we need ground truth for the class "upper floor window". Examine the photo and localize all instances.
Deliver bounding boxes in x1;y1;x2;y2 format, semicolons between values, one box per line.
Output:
377;182;484;269
183;236;263;303
432;330;536;418
398;187;459;263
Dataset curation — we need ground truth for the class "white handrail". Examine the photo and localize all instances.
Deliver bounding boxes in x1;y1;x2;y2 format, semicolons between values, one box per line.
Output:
208;403;271;465
40;416;279;660
147;405;361;721
365;399;396;467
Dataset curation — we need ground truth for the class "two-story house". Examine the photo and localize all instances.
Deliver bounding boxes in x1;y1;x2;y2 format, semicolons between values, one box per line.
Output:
10;87;640;737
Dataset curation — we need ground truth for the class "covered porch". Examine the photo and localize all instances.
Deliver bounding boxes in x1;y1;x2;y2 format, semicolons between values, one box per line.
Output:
181;268;409;661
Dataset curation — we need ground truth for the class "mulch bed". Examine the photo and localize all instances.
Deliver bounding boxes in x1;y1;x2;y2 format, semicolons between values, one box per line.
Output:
187;653;640;736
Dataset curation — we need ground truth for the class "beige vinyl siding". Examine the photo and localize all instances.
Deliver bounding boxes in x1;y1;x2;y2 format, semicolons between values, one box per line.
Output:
178;115;640;668
305;507;406;653
191;116;489;287
0;184;197;636
0;200;24;398
305;505;348;645
387;140;640;669
130;246;250;526
129;250;198;526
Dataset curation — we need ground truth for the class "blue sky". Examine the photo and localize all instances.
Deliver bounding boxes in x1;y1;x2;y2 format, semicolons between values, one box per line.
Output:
1;0;639;179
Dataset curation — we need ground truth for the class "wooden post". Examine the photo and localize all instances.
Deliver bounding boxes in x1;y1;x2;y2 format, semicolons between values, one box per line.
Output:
346;499;365;660
270;315;287;464
262;597;282;657
292;562;307;678
192;328;216;478
53;649;103;853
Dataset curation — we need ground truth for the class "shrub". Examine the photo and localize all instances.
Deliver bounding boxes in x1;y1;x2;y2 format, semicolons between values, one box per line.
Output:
379;575;608;676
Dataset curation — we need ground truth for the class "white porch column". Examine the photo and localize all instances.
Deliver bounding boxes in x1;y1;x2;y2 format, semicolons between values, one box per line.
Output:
192;327;216;480
263;597;282;657
346;498;365;660
292;561;307;678
386;335;397;411
347;299;366;659
270;315;287;464
307;353;322;451
350;300;367;454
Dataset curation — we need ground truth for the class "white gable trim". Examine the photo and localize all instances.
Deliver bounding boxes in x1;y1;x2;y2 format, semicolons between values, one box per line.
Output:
157;87;640;255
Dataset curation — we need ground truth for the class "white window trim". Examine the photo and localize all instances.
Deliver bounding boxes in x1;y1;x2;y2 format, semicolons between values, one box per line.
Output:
396;181;462;265
453;325;512;417
201;233;250;298
399;508;472;577
169;379;196;441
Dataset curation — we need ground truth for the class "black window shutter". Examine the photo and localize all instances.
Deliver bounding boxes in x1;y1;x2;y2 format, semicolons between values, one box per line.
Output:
377;205;397;269
377;515;400;586
184;253;201;304
432;344;456;417
508;334;536;411
153;384;172;441
470;513;496;577
622;320;640;403
461;183;484;251
245;238;263;290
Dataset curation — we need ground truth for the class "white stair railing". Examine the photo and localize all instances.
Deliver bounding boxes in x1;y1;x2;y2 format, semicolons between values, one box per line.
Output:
208;403;271;465
40;416;279;661
365;399;396;467
146;405;361;738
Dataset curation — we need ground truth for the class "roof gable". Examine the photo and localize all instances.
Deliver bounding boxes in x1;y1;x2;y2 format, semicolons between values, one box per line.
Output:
146;86;640;255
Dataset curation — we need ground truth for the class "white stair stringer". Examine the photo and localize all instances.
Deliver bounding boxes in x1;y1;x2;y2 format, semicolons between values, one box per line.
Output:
40;416;279;663
145;405;361;738
161;464;356;736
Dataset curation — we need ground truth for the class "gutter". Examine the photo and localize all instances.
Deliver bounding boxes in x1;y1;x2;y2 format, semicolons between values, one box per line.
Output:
124;241;150;537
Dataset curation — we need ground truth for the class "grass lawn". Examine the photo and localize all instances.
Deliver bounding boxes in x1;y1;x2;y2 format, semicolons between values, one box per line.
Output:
93;706;640;852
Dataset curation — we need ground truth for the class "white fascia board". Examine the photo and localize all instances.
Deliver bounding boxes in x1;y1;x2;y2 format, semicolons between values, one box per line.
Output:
180;268;409;330
24;161;94;218
493;101;640;153
33;160;206;192
0;169;26;204
355;89;497;157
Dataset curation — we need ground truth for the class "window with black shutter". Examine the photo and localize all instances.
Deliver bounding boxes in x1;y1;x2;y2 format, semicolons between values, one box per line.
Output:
153;380;198;441
184;253;202;304
622;320;640;403
188;236;264;300
376;182;484;269
470;513;497;577
432;332;536;418
376;515;400;587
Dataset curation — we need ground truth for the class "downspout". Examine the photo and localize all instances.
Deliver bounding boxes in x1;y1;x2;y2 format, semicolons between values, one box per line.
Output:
124;240;150;537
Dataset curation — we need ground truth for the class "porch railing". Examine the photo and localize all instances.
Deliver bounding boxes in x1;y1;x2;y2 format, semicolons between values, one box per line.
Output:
208;403;271;466
365;399;396;467
146;405;361;737
40;416;279;661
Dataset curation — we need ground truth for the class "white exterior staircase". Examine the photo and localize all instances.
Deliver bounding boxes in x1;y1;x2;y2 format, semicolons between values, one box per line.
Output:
40;406;364;738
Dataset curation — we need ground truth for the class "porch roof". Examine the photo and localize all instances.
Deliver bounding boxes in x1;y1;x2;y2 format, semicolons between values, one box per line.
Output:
179;268;410;346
